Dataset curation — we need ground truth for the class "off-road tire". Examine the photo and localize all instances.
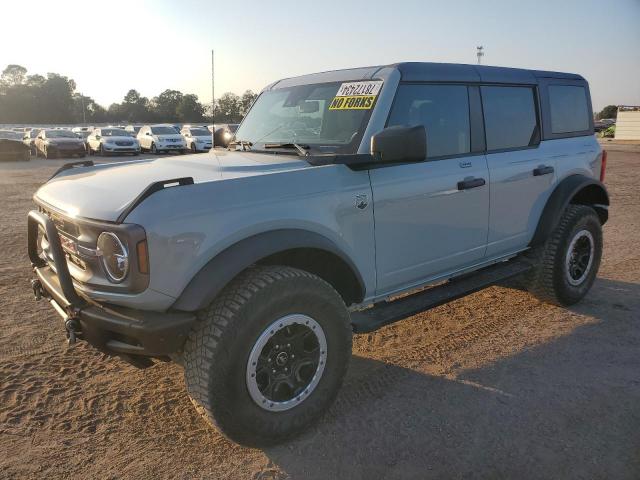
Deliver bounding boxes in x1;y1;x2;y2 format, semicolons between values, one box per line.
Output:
527;204;602;306
183;265;352;447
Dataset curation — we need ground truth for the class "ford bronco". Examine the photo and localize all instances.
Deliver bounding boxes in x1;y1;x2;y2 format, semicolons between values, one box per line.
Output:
28;62;608;446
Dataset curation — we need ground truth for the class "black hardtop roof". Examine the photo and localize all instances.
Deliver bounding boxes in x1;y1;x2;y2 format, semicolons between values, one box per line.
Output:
392;62;585;84
269;62;586;91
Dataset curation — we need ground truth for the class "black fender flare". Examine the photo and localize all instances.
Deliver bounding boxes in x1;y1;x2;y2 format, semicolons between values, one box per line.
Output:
529;174;609;247
171;229;366;312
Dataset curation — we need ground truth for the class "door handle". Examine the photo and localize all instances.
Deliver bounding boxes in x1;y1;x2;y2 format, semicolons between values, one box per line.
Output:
533;165;554;176
457;178;486;190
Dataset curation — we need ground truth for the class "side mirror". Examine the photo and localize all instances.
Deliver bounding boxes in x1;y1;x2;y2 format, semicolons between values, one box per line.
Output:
370;125;427;164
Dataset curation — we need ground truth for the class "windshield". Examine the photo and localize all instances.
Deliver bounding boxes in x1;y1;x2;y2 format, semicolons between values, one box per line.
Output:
190;128;210;136
46;130;78;138
151;126;177;135
101;128;128;136
234;81;381;153
0;130;20;140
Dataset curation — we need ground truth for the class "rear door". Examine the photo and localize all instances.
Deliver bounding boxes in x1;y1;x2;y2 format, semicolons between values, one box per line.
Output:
369;84;490;295
481;85;557;257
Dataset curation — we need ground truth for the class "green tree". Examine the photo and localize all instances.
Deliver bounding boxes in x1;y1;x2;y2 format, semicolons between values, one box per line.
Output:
152;89;183;122
597;105;618;120
239;90;257;117
121;89;152;122
177;93;206;122
1;64;27;87
217;92;241;122
39;73;77;123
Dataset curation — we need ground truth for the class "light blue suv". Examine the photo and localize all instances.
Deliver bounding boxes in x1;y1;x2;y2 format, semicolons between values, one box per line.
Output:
28;62;608;446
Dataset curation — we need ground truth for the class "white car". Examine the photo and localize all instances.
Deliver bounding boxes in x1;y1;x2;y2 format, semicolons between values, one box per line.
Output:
137;124;186;154
87;127;141;156
181;126;213;153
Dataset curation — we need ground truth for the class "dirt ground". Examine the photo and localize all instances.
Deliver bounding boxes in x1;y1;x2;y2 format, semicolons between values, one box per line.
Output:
1;146;639;479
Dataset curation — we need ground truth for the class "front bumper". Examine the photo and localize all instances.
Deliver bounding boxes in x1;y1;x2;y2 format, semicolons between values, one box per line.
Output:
158;143;185;150
103;144;140;153
28;210;195;358
49;144;86;155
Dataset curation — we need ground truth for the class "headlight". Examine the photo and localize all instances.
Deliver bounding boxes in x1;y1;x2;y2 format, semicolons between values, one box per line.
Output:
97;232;129;282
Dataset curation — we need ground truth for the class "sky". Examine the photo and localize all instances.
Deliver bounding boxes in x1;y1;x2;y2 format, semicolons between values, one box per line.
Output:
1;0;638;111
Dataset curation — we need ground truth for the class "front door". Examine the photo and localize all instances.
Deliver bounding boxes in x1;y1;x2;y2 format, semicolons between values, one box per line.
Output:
370;84;490;296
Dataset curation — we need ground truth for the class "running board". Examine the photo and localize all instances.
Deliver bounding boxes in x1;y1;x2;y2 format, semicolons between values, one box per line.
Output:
351;258;532;333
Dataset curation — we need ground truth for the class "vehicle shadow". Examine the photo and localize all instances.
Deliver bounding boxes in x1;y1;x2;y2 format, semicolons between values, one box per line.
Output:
264;277;640;480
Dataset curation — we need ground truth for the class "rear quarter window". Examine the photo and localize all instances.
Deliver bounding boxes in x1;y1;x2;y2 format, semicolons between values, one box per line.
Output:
548;85;590;134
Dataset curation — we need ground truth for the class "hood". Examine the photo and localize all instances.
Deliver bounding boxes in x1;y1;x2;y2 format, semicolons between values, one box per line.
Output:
48;137;83;144
102;135;137;142
34;150;313;222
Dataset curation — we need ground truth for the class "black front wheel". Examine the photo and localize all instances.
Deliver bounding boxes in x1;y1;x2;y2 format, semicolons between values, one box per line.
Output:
183;266;352;447
527;205;602;306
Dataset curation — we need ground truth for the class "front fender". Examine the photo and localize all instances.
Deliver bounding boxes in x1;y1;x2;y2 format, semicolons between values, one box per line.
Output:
171;229;366;312
530;174;609;247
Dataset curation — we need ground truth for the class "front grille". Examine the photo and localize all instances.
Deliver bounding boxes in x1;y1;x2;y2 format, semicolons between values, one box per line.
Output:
41;207;79;238
115;141;133;146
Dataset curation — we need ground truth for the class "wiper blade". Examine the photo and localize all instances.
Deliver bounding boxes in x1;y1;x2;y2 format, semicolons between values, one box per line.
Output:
263;142;310;157
227;139;253;151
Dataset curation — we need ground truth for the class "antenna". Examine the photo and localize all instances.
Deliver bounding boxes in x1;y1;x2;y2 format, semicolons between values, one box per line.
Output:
211;49;215;148
476;46;484;65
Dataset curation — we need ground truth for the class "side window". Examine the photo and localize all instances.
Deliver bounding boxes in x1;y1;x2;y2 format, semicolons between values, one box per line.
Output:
481;86;538;151
548;85;590;134
388;84;470;158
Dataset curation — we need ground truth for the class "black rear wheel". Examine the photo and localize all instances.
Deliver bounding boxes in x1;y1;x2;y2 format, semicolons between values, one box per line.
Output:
527;205;602;306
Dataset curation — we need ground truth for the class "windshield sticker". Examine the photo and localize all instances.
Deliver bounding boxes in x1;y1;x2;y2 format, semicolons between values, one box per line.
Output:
329;81;383;110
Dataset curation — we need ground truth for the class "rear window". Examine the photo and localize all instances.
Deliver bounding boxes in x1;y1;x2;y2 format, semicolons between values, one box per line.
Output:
387;84;470;158
481;86;538;151
548;85;590;134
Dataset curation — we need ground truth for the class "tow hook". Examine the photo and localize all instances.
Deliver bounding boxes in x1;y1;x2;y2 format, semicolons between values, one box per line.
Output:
31;279;43;300
64;318;81;346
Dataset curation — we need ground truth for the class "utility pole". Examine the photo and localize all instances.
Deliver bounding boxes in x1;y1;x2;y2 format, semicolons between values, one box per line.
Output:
80;93;86;124
476;46;484;65
211;49;215;148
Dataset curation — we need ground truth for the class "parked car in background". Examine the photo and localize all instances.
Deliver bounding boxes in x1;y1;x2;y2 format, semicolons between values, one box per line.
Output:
125;125;143;137
214;123;239;147
0;129;30;161
594;120;608;132
23;128;41;155
72;126;94;135
35;129;86;159
137;124;186;154
181;126;213;152
87;128;141;156
75;130;92;150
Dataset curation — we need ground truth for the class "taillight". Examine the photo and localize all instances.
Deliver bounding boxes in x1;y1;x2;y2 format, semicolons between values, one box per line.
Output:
600;150;607;183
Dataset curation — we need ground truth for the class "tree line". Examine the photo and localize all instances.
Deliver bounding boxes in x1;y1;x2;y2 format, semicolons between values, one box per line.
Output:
0;64;257;125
